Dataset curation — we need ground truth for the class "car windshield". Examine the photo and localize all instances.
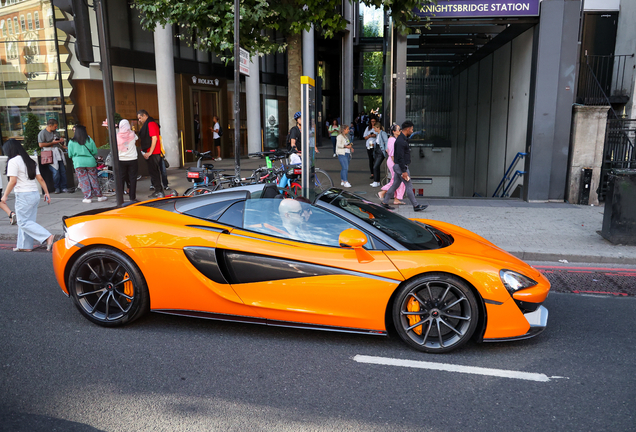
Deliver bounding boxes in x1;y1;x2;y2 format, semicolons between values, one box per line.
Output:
318;190;452;251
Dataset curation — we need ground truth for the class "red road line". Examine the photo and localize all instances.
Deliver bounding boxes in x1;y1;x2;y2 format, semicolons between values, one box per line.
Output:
572;290;628;296
534;265;636;272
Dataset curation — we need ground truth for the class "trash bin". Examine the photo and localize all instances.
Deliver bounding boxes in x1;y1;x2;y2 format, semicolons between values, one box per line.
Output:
601;169;636;245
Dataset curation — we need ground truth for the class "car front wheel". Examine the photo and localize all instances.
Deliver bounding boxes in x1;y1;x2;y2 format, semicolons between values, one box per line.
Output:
393;273;479;353
68;248;149;327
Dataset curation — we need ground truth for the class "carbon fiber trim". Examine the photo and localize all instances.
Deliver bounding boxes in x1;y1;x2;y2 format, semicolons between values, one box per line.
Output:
183;247;229;285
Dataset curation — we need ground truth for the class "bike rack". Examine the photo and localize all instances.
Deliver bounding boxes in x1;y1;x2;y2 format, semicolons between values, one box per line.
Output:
492;152;527;198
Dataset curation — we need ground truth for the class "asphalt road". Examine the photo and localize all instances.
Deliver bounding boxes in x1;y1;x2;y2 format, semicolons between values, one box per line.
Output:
1;251;635;432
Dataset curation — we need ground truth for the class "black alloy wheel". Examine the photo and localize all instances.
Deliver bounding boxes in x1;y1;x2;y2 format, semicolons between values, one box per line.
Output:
68;248;149;327
393;273;479;353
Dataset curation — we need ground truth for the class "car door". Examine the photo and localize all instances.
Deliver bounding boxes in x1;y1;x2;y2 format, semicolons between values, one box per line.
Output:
214;198;404;333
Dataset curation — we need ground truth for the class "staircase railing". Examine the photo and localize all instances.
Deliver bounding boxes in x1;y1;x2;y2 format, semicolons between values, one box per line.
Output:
492;152;526;198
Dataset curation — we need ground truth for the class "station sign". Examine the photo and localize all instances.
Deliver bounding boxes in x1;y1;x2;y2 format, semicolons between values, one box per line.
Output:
415;0;540;18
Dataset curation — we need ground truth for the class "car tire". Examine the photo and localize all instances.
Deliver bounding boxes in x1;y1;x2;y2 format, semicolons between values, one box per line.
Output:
68;247;149;327
392;273;479;353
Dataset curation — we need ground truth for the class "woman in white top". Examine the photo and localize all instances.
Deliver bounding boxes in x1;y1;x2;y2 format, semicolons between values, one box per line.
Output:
335;124;354;188
1;139;54;252
116;119;139;201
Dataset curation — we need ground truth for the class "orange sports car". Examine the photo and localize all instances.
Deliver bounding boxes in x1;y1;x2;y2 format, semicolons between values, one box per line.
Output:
52;185;550;353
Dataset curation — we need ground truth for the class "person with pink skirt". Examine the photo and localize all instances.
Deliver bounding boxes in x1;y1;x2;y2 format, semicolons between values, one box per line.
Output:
377;124;406;205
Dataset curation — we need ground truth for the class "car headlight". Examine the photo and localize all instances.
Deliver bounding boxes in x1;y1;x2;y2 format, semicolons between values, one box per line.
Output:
500;269;537;293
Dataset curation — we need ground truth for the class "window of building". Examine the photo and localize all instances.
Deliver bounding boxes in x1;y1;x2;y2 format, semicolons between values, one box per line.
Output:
20;16;25;33
14;17;19;33
48;8;53;27
27;13;33;31
7;18;12;35
6;41;18;60
1;21;5;38
34;11;40;30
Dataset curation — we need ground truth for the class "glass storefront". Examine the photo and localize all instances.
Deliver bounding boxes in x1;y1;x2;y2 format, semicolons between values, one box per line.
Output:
0;0;70;144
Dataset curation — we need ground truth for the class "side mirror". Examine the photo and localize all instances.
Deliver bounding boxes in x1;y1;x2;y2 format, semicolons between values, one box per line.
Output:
339;228;367;248
339;228;374;263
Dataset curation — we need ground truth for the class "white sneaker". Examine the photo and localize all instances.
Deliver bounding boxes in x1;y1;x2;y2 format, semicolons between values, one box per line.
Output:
341;181;345;186
370;182;380;187
82;198;92;204
343;182;352;188
97;197;108;202
333;153;336;158
215;157;222;161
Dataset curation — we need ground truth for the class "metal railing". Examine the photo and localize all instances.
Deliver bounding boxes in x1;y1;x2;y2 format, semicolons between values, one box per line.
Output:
599;118;636;201
577;54;634;106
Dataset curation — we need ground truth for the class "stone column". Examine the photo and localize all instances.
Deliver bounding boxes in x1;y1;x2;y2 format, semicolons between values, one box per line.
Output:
567;105;610;205
153;24;179;168
246;53;262;155
341;1;353;125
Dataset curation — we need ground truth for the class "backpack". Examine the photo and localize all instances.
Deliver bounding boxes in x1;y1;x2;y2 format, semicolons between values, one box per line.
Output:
286;126;299;151
217;123;224;137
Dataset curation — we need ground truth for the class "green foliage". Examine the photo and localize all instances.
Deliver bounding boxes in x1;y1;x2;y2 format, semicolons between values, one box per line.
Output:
133;0;431;60
22;113;40;155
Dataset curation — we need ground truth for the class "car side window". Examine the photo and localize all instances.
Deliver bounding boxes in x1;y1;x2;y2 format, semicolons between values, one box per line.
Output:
217;201;245;227
182;200;238;221
243;199;370;248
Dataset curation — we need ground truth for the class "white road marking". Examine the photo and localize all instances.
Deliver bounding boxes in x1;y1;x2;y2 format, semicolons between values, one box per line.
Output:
353;355;567;382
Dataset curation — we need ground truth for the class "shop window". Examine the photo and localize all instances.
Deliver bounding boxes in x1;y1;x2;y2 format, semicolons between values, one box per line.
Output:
20;15;26;33
34;12;40;30
27;13;33;31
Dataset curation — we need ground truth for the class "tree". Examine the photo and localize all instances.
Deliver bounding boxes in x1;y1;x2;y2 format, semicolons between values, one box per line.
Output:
22;113;40;156
133;0;430;128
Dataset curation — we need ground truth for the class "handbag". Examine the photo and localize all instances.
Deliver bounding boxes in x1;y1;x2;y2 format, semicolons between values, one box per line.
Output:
40;149;53;165
163;157;170;168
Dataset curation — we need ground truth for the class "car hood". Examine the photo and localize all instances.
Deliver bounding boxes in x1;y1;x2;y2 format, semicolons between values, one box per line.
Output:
415;218;533;269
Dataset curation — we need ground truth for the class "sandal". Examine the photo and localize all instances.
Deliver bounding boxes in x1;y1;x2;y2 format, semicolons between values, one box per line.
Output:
13;248;32;252
376;191;386;200
393;200;405;205
46;234;55;252
9;211;16;225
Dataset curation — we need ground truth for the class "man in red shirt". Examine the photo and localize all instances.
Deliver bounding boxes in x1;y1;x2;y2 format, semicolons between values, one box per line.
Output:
137;110;164;198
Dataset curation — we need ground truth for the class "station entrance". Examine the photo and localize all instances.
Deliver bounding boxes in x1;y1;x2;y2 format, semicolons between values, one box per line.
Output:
397;16;539;198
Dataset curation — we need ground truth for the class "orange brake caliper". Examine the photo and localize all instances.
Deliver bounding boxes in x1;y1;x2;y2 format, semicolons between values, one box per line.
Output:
406;297;423;335
123;273;133;301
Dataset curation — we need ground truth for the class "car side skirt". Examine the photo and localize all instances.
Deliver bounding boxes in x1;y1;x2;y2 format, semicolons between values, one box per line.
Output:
153;309;388;336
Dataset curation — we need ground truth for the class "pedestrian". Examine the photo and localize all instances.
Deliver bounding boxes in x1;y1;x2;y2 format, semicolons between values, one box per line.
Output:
210;115;222;161
329;119;339;157
378;124;406;205
288;112;302;151
0;174;17;225
67;125;107;204
137;110;164;198
1;139;55;252
370;123;388;188
38;118;68;194
381;120;428;212
363;116;378;179
349;122;356;143
116;119;139;202
336;124;353;188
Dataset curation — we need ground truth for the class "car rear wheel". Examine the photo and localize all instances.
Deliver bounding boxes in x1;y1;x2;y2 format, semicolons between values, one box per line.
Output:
68;248;149;327
393;273;479;353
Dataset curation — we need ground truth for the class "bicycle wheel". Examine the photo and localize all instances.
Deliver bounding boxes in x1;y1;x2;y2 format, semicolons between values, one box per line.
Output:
98;170;116;196
184;187;215;197
314;168;333;192
278;187;298;199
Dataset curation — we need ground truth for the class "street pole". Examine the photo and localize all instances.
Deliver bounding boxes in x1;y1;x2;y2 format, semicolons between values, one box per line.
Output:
94;0;123;206
234;0;241;178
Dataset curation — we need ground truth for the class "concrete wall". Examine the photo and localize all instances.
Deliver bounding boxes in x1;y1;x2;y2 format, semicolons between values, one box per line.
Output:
567;105;609;205
615;0;636;118
525;0;581;202
450;28;534;197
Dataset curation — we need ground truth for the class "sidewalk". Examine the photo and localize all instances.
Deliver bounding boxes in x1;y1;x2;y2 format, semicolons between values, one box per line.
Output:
1;139;634;265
